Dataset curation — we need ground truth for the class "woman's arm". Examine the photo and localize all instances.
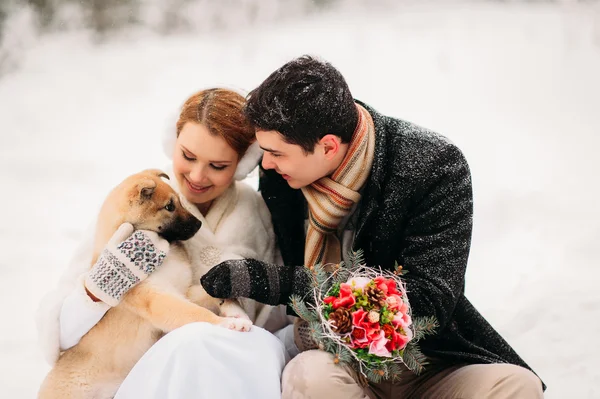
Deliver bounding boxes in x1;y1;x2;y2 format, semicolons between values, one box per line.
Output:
36;223;169;364
58;275;110;350
35;226;108;365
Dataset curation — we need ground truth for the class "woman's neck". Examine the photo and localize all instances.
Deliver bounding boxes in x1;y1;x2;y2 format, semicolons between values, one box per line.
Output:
196;200;214;217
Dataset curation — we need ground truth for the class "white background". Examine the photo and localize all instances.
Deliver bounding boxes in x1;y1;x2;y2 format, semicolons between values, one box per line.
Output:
0;1;599;397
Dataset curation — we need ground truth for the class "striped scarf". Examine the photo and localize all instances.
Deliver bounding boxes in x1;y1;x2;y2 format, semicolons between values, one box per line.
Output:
301;104;376;268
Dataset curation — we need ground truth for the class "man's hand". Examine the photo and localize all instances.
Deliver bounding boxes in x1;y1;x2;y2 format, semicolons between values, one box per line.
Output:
200;259;311;306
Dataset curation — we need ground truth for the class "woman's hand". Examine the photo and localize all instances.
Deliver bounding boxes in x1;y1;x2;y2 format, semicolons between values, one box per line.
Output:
84;223;170;306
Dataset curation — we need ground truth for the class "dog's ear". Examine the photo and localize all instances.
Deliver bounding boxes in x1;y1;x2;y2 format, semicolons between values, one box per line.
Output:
138;179;157;201
143;169;170;181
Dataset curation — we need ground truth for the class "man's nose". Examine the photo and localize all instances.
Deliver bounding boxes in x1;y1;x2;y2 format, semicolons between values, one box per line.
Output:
261;153;275;170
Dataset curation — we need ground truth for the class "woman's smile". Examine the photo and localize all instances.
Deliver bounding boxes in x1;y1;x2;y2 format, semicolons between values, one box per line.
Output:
185;178;213;193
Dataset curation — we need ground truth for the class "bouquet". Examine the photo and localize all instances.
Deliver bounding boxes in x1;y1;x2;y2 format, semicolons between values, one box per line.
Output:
290;250;438;384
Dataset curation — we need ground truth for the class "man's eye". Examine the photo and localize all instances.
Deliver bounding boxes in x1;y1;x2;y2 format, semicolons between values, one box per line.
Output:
271;153;281;158
182;151;195;161
165;200;175;212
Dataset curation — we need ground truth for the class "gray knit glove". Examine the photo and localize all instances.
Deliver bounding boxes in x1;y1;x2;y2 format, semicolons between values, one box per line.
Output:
84;223;170;306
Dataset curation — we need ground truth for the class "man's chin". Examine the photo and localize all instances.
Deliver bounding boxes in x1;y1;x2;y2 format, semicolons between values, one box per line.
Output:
285;178;314;190
285;179;304;189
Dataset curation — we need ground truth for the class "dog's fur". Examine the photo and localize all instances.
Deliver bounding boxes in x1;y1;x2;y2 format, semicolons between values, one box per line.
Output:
38;169;252;399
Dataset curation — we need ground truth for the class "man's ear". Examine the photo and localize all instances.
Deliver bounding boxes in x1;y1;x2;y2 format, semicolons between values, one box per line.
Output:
320;134;342;160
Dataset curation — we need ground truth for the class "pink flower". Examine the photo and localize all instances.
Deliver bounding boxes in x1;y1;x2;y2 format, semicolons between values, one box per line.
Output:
385;294;403;312
374;276;400;296
347;277;372;292
391;304;412;329
350;326;369;349
368;330;392;357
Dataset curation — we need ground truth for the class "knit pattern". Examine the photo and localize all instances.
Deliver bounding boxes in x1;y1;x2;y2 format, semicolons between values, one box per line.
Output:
117;231;167;275
301;104;375;267
88;249;141;303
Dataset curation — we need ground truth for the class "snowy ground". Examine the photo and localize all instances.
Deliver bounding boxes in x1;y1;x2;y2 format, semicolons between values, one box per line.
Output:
1;2;599;398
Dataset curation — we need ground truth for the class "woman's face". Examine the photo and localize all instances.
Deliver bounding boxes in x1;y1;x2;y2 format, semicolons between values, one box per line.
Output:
172;122;239;208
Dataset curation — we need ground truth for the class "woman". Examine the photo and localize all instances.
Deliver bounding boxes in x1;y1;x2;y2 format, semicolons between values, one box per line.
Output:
36;88;291;398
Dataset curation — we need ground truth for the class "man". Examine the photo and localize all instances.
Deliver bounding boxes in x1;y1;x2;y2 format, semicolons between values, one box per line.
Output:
201;56;544;398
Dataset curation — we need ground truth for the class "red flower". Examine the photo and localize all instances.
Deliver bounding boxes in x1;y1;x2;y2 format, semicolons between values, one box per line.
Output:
323;296;336;304
382;323;395;338
352;327;366;340
326;283;356;310
385;328;411;352
374;276;400;296
352;309;381;342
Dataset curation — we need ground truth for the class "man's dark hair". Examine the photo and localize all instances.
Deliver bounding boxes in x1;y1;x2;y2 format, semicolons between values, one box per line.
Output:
244;55;358;153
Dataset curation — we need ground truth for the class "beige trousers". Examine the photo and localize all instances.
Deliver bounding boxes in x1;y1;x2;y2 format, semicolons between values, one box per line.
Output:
282;350;543;399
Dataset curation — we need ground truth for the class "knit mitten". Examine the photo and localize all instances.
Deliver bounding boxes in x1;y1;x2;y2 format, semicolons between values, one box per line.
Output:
293;318;319;352
200;259;312;307
85;223;170;306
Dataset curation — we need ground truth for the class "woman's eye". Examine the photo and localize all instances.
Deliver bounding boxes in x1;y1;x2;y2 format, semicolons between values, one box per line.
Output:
165;201;175;212
210;164;227;171
182;151;195;161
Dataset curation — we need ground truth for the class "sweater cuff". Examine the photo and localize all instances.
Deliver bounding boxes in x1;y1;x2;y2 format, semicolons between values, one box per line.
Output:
59;275;110;351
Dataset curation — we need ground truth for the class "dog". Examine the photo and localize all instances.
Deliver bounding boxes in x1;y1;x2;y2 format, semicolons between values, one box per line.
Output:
38;169;252;399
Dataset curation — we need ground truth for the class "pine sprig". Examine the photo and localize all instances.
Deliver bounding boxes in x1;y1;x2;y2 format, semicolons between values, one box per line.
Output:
348;249;366;269
338;345;354;364
332;267;352;286
289;294;319;323
411;315;439;342
386;362;403;382
402;342;429;375
314;263;330;287
366;368;385;384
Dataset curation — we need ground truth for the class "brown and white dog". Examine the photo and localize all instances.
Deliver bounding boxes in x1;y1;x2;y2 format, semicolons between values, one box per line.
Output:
38;169;251;399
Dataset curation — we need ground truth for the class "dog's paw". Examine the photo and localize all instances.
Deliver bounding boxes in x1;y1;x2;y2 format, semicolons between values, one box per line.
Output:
218;317;253;332
220;306;251;321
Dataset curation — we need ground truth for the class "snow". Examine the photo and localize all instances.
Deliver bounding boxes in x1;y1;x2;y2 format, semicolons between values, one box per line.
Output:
1;2;599;397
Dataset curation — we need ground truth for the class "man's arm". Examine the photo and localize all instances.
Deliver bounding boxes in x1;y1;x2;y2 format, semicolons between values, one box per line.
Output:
398;143;473;331
201;144;473;325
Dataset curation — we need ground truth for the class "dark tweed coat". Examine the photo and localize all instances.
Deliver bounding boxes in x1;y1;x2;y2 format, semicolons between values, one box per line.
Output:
259;101;544;388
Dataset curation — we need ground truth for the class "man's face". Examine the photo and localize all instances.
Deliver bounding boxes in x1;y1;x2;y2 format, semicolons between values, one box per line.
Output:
256;130;331;189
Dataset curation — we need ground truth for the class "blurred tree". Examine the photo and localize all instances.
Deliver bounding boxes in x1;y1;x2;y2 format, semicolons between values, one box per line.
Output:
29;0;55;28
160;0;194;34
85;0;140;35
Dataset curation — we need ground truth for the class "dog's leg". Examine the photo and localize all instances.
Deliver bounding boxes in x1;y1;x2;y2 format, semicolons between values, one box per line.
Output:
187;284;251;320
38;355;94;399
122;283;252;332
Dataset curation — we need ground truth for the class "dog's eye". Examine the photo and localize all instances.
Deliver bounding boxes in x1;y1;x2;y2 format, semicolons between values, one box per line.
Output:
165;200;175;212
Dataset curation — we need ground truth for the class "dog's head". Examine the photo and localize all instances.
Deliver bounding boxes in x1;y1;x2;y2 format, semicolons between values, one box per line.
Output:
115;169;202;242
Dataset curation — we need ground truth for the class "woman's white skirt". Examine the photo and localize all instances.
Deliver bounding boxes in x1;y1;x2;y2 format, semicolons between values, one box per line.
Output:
114;322;289;399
